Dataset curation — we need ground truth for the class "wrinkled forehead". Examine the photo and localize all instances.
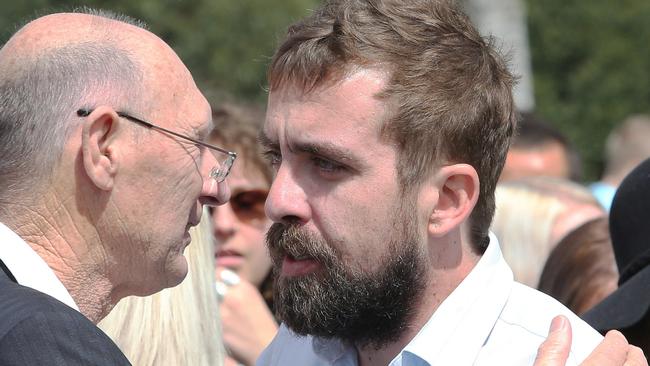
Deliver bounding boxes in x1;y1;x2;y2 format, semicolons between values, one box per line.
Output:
134;42;211;131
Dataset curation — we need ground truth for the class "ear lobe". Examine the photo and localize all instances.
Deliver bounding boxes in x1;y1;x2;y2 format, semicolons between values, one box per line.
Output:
81;106;120;191
428;164;479;237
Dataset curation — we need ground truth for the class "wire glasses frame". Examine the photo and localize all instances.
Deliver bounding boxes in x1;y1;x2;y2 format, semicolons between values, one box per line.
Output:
77;109;236;182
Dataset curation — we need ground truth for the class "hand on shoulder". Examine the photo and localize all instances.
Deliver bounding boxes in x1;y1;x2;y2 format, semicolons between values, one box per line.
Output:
534;316;647;366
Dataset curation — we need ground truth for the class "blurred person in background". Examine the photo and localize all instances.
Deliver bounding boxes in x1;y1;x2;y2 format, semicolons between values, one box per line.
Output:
99;210;224;365
590;114;650;211
491;177;606;287
537;217;618;316
584;157;650;356
500;112;582;182
208;103;277;366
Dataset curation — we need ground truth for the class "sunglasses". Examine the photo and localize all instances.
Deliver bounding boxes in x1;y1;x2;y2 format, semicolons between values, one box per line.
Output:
213;189;269;226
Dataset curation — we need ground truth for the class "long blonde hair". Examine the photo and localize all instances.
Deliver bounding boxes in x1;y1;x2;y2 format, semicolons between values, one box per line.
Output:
491;177;605;287
99;211;223;365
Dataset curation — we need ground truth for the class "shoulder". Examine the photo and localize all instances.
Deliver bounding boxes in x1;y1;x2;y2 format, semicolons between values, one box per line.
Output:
0;277;78;337
502;283;602;340
479;282;602;365
0;279;130;365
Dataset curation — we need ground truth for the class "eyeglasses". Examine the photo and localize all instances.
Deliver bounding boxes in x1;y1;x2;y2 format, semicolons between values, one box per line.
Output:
77;109;236;182
210;189;269;227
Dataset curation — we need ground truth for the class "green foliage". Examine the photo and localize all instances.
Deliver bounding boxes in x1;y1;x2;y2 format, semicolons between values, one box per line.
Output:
527;0;650;180
3;0;649;181
0;0;320;102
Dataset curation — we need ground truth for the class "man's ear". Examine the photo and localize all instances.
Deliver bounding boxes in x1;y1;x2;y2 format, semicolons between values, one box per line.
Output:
427;163;480;237
80;106;120;191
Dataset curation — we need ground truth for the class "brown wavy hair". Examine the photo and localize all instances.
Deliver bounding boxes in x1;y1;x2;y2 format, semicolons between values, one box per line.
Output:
268;0;516;251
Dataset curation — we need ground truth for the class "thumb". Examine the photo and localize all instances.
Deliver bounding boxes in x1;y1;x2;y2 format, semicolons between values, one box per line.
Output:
534;316;572;366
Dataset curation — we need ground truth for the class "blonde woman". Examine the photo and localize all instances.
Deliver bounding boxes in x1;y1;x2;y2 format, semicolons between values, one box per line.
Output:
491;177;606;287
99;211;224;365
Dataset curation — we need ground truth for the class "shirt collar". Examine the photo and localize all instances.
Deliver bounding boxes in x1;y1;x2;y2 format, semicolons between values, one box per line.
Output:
402;232;513;365
313;336;355;364
309;233;513;366
0;222;80;311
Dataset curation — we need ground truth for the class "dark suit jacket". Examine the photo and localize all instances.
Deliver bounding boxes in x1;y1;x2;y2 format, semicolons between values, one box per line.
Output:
0;260;131;365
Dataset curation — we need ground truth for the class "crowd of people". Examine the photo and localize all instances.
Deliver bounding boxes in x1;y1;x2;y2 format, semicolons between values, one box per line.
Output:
0;1;649;365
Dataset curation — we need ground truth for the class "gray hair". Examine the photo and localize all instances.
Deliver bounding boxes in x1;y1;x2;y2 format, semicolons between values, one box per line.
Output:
73;7;148;30
0;27;143;206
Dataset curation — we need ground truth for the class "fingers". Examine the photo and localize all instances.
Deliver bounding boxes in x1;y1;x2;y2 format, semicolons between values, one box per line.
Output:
580;330;648;366
533;316;649;366
625;344;648;366
216;272;278;366
218;268;241;286
216;268;241;301
582;330;629;365
534;315;572;366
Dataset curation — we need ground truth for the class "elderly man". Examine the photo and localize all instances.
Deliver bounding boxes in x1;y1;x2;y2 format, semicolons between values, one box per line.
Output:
0;10;232;364
256;0;610;365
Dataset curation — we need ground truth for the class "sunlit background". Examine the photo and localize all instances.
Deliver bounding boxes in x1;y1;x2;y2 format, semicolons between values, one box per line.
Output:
2;0;649;181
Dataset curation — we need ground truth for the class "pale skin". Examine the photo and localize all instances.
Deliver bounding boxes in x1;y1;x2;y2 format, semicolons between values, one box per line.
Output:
0;13;229;323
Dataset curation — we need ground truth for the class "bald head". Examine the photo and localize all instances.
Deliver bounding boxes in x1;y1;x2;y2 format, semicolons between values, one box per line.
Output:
0;10;195;105
2;11;144;72
0;9;205;211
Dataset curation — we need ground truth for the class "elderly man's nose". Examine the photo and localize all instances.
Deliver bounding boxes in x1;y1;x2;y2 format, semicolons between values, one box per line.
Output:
201;177;231;207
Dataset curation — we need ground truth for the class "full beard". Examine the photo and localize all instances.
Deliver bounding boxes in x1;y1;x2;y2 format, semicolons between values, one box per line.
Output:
266;211;427;349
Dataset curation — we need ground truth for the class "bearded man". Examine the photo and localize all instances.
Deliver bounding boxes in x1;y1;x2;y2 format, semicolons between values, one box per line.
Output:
257;0;603;365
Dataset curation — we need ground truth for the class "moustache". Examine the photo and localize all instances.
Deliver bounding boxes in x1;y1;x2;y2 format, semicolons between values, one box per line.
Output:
266;223;338;266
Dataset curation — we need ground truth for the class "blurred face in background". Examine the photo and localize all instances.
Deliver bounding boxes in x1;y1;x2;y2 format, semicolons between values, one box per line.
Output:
210;159;272;287
501;141;571;181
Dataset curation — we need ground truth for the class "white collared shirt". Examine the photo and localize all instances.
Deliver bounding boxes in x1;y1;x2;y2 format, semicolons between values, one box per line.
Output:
257;233;602;366
0;222;79;311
